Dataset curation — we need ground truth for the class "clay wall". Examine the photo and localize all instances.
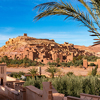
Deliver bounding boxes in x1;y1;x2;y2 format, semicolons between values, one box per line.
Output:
0;63;6;86
80;93;100;100
29;51;33;60
83;59;88;68
20;82;64;100
97;59;100;68
83;59;100;68
25;86;42;100
67;52;73;61
5;86;20;100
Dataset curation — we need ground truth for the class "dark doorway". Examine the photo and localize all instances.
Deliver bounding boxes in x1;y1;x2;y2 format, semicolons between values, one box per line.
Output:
63;56;66;60
1;78;3;85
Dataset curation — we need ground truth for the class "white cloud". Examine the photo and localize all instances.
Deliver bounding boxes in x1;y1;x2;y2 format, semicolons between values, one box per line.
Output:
0;31;95;47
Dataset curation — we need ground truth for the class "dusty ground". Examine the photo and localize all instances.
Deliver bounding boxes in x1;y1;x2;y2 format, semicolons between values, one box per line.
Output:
7;65;100;76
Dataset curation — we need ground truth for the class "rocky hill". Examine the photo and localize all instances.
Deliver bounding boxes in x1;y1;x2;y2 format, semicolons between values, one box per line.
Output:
0;33;96;64
74;45;100;57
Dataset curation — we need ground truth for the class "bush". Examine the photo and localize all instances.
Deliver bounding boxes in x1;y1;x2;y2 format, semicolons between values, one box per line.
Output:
91;65;98;76
73;60;83;67
84;56;99;61
24;77;48;90
67;61;73;67
38;62;45;66
0;56;45;67
47;62;57;66
89;63;96;66
9;71;25;79
61;62;67;67
67;72;74;76
23;75;100;97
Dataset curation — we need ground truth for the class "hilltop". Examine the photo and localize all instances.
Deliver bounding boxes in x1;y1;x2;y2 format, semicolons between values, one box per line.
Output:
0;33;96;64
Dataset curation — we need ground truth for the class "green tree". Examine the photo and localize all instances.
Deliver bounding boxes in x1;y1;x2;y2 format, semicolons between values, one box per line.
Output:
56;58;60;67
34;0;100;45
45;65;59;78
28;68;38;78
91;65;98;76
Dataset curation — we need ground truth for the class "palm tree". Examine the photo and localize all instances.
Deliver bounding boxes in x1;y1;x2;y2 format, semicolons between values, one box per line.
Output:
28;68;38;78
45;65;59;78
34;0;100;46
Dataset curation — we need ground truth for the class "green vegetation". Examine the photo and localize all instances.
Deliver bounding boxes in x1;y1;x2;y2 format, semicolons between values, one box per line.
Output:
9;71;25;80
60;60;83;67
45;65;59;78
9;63;100;97
0;55;100;68
24;77;48;90
56;58;60;67
28;68;38;78
84;56;100;62
91;65;98;76
89;63;96;66
47;62;57;66
0;56;45;67
66;72;74;76
24;75;100;97
48;55;99;67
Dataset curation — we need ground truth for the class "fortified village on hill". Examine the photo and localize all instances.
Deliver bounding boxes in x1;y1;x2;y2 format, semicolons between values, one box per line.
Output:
0;33;94;65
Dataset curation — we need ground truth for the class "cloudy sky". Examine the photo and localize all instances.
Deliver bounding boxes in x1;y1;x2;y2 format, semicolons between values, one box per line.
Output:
0;0;95;47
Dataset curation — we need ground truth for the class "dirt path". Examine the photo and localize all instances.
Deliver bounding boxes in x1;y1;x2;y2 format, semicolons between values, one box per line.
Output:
7;65;100;76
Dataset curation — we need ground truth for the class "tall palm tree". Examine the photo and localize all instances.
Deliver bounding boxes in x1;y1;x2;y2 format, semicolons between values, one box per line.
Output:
28;68;38;78
34;0;100;46
45;65;59;78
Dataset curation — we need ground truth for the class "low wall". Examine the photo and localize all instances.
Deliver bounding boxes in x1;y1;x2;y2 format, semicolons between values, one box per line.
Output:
0;86;6;96
80;93;100;100
23;82;64;100
25;85;42;100
5;86;19;100
83;59;100;68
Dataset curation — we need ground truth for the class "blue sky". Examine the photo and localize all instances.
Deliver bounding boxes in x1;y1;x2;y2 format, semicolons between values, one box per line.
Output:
0;0;95;47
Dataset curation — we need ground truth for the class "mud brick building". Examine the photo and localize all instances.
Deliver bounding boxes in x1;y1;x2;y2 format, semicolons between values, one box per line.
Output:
0;33;94;64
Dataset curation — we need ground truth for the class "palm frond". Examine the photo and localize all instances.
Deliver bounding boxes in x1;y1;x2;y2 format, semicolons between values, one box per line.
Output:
79;0;100;29
34;0;100;45
91;0;100;18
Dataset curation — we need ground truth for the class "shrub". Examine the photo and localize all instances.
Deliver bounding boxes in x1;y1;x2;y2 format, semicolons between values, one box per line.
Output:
38;62;45;66
84;56;99;62
73;60;83;67
24;77;48;90
61;62;67;67
67;61;73;67
67;72;74;76
91;65;98;76
10;71;25;79
89;63;96;66
47;62;57;66
23;75;100;97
